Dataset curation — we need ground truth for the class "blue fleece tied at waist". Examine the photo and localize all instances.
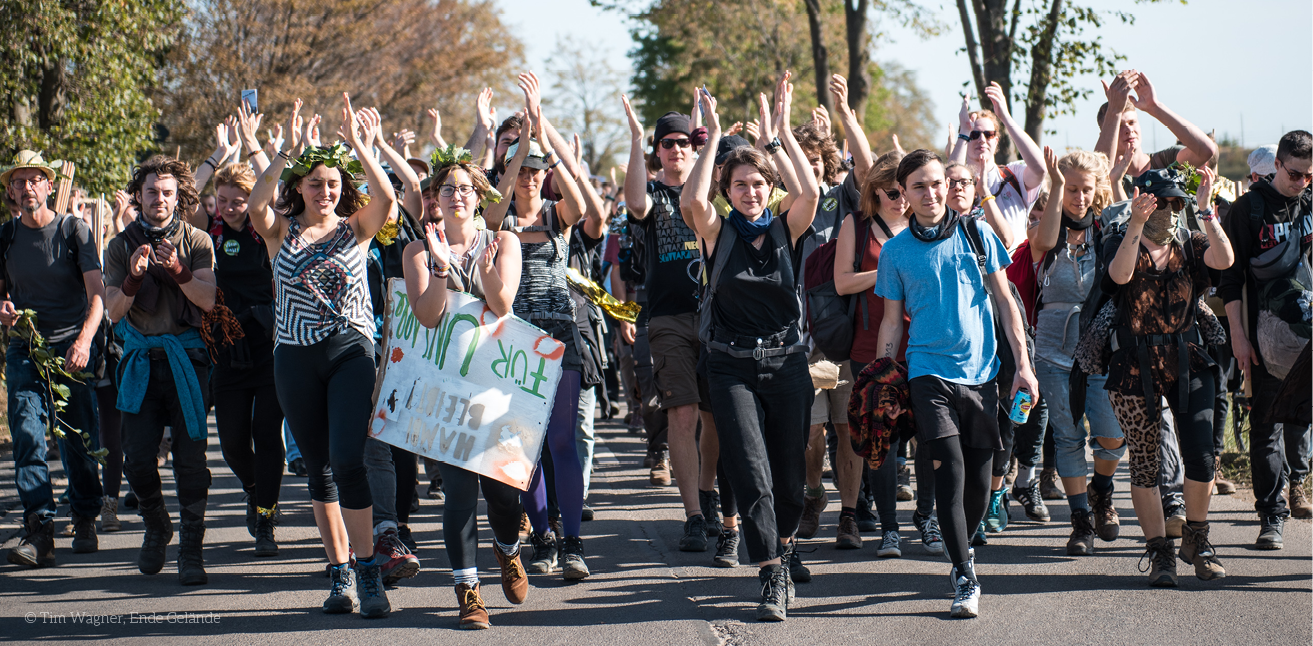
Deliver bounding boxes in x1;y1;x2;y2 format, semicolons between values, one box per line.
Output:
115;319;208;441
727;207;774;240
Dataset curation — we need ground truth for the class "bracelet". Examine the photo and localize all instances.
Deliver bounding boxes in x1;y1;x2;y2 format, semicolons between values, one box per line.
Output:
432;266;450;278
764;137;783;154
550;158;563;169
278;150;293;161
980;194;996;203
1198;205;1217;222
201;159;216;171
958;133;971;142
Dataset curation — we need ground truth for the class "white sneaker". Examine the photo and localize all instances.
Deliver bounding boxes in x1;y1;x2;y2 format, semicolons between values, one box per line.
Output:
950;575;980;618
876;530;901;558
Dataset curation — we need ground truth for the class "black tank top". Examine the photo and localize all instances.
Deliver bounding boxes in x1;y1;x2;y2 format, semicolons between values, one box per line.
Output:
709;215;803;339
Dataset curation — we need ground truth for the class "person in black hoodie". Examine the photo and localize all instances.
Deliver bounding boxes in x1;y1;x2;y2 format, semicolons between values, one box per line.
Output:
1219;129;1313;548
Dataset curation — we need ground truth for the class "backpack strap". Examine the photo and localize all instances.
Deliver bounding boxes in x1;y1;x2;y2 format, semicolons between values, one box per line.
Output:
994;165;1026;204
0;218;15;297
698;222;738;346
857;216;875;330
960;217;993;297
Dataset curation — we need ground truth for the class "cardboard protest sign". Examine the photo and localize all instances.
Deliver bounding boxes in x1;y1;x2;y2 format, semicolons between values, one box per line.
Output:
369;279;564;490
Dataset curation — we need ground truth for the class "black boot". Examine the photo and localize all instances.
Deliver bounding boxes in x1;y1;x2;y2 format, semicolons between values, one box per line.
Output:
6;513;56;567
756;564;790;622
137;505;173;575
253;511;279;558
178;520;208;585
71;513;98;554
699;489;723;537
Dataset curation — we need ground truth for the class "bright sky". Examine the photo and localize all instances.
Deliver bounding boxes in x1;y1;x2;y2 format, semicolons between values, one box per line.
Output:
498;0;1312;152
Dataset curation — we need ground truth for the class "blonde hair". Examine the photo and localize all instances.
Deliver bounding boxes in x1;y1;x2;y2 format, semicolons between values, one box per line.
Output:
213;162;256;195
1056;149;1113;216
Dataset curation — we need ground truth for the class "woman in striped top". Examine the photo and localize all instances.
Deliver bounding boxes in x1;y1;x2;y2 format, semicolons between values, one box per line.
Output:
247;94;398;619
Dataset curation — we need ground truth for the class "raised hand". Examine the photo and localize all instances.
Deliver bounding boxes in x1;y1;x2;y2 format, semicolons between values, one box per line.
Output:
236;101;264;152
425;221;451;273
744;119;760;143
812;106;831;137
356;107;382;149
829;74;850;114
427;108;444;147
891;134;904;155
777;71;794;128
1112;141;1136;180
984;81;1010;120
476;88;495;131
1129;187;1155;226
283;98;304;154
958;91;974;132
337;93;362;150
621;94;643;141
699;87;720;136
1129;71;1159;113
1044;145;1061;184
305;113;322;148
393;129;417;151
1195;165;1216;209
572;132;584;169
1102;70;1138;113
264;124;284;157
518;72;542;118
113;190;132;217
758;93;775;143
214;119;240;161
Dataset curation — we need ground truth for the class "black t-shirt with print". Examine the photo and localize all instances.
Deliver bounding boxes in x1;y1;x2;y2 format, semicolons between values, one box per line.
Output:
3;214;101;342
641;180;700;318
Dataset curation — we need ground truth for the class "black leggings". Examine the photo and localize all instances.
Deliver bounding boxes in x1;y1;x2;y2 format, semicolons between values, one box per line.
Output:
274;330;376;510
394;447;418;526
992;390;1049;477
96;383;124;499
214;385;285;510
438;462;524;571
929;437;994;568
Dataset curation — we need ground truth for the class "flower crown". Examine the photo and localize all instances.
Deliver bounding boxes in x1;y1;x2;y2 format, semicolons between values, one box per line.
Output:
281;143;364;183
429;144;503;210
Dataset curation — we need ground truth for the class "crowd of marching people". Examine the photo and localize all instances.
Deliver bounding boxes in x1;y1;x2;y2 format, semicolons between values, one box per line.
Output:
2;59;1310;627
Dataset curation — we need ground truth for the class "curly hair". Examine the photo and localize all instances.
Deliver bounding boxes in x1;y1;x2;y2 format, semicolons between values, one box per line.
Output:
431;162;494;201
969;109;1001;133
858;151;904;218
213;162;256;195
1057;149;1113;216
127;155;199;215
274;163;367;220
717;147;780;203
793;121;841;185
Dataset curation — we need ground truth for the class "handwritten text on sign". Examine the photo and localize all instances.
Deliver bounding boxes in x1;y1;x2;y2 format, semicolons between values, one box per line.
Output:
370;279;564;490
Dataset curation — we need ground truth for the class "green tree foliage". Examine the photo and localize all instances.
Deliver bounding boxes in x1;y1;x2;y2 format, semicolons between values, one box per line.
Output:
0;0;183;195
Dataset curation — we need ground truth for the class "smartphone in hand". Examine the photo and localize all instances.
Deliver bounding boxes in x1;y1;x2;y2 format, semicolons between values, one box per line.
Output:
241;89;258;113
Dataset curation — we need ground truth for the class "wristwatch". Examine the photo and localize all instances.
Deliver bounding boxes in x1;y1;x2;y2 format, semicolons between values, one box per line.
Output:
764;137;783;154
1197;205;1216;221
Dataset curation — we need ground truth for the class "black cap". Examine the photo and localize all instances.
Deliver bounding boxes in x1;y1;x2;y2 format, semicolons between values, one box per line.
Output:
1133;168;1189;199
653;111;691;145
715;135;751;165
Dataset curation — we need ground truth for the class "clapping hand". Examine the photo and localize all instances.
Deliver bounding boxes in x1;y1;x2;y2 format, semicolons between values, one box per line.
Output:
425;221;451;274
1129;187;1155;226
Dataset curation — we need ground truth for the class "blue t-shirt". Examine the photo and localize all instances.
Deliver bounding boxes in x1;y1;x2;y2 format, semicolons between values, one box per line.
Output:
873;220;1011;385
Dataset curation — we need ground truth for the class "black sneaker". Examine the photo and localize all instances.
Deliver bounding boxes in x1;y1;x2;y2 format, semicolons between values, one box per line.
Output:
971;522;988;547
1067;508;1096;556
560;535;590;580
124;490;139;510
426;479;444;501
756;564;790;622
527;531;557;573
784;541;811;583
323;563;359;613
855;496;879;533
288;457;308;477
244;496;257;538
397;525;418;552
699;489;723;537
1011;480;1050;522
678;515;709;552
581;503;595;522
1255;515;1286;550
254;512;278;558
713;528;740;567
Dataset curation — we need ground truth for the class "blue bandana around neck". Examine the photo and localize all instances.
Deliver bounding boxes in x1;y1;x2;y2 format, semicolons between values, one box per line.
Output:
727;207;774;240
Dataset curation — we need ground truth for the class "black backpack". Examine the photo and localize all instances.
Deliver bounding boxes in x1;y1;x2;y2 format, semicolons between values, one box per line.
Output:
959;217;1036;395
617;214;647;286
802;214;880;361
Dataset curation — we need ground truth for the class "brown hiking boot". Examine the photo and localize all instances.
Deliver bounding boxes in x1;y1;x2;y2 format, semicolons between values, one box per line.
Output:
835;514;862;549
1179;521;1226;580
1040;467;1065;500
493;543;529;604
796;492;826;539
1164;506;1187;539
1289;483;1312;519
71;513;98;554
455;583;490;630
1139;537;1178;587
100;498;122;532
1213;456;1236;495
649;449;671;486
1087;483;1119;542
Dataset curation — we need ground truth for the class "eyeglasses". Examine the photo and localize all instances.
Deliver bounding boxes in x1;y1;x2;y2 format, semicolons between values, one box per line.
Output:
1278;160;1313;183
8;177;48;189
948;178;975;189
1155;196;1185;211
439;184;477;198
968;130;997;141
659;138;691;150
882;188;901;201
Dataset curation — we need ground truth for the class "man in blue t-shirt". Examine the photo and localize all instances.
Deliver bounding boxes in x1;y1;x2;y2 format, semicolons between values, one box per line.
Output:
873;149;1037;620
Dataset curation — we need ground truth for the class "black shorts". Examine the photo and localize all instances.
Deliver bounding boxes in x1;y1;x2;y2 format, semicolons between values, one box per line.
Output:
909;375;1003;451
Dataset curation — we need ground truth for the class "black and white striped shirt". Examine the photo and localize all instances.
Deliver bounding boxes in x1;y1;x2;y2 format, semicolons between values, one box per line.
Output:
274;217;374;346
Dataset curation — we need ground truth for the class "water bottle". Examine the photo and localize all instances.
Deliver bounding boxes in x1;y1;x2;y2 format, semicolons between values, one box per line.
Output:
1008;390;1033;425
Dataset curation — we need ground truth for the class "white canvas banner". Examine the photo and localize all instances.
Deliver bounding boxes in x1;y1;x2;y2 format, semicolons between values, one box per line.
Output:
370;279;563;490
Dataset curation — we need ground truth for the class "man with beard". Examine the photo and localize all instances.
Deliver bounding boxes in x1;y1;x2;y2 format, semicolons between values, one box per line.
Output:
104;156;218;585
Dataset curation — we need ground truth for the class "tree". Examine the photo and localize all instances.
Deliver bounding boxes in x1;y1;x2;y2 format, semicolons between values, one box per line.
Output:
953;0;1183;162
862;62;938;152
0;0;184;195
157;0;524;164
545;36;629;174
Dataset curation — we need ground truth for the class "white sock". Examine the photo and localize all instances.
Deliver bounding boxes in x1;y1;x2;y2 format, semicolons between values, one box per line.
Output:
453;567;479;586
494;538;521;555
1016;464;1039;488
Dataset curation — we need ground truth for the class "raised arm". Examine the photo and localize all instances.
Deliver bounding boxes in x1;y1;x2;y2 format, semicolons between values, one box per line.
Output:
247;99;304;245
342;99;398;244
1194;166;1234;270
984;81;1044;190
1108;189;1155;285
621;95;652;221
830;74;873;184
1094;72;1137;163
461;88;495;159
189;118;241;228
482;116;531;231
762;89;801;213
775;74;821;241
949;92;972;165
1130;72;1218;167
237;101;271;177
1109;142;1136;203
679;88;723;247
375;127;424;224
428;108;448;150
561;133;608;239
981;193;1018;252
1030;146;1065;260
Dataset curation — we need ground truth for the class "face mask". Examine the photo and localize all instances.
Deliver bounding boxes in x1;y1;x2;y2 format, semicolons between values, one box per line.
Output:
1141;207;1180;246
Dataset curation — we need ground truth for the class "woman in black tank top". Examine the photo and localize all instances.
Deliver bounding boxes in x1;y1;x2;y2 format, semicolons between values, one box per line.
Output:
479;79;607;584
401;157;527;628
679;78;822;622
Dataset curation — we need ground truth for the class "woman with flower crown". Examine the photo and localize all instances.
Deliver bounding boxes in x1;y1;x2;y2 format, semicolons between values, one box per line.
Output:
246;94;398;619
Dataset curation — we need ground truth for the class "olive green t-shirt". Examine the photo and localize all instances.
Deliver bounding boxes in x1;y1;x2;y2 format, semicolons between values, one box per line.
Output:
104;221;215;336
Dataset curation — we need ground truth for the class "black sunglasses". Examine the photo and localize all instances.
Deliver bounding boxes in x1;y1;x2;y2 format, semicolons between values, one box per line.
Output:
1278;160;1313;182
1156;196;1185;211
969;130;998;141
882;188;901;201
659;138;691;150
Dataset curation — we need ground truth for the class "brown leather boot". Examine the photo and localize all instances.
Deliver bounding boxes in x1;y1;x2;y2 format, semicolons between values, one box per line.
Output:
493;543;529;604
796;492;827;539
456;583;490;630
1213;456;1237;495
6;513;55;568
1179;521;1226;580
1290;482;1313;519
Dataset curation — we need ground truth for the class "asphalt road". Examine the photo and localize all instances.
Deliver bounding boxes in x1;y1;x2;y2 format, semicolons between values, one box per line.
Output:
0;414;1309;645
